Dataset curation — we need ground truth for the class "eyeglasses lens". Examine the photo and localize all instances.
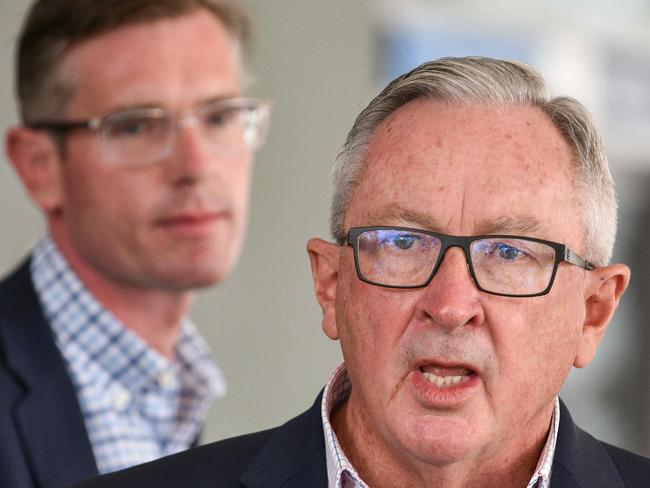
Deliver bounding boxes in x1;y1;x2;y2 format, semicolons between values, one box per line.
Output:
470;238;555;295
355;229;557;295
357;229;441;287
100;100;268;165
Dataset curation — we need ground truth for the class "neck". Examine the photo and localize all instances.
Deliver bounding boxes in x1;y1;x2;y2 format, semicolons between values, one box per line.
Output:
332;394;550;488
49;225;192;360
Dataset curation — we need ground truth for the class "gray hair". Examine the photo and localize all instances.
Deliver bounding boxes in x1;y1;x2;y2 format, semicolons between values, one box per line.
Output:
331;56;617;266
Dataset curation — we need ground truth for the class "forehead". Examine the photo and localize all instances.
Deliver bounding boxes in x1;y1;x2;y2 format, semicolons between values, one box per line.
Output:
346;99;582;242
62;9;241;113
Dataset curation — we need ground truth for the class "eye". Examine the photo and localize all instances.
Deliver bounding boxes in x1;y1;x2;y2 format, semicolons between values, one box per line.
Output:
204;107;238;127
388;234;416;250
106;116;156;138
207;110;225;126
493;242;525;261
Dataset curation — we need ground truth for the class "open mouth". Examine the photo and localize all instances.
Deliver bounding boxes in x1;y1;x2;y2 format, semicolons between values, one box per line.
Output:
419;365;474;388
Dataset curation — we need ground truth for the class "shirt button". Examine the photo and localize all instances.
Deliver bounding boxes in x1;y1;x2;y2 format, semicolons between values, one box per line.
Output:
112;389;131;412
157;369;175;389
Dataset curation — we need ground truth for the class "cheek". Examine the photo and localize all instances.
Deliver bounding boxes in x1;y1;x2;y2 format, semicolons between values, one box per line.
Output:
231;158;253;205
491;292;583;397
62;164;155;234
336;273;417;375
211;155;252;225
60;162;95;210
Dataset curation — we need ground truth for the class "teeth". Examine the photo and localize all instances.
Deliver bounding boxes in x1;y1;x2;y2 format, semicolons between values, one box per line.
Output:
422;372;469;387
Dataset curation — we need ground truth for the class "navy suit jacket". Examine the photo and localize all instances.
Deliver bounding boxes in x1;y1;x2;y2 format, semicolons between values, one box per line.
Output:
74;392;650;488
0;260;99;488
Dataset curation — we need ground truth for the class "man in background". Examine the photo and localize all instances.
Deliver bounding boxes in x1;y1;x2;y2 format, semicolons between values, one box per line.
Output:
0;1;270;486
75;57;649;487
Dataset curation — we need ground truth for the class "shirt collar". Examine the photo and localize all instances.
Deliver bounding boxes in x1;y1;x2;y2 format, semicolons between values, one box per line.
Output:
321;363;559;488
30;236;226;400
528;395;560;488
322;363;367;488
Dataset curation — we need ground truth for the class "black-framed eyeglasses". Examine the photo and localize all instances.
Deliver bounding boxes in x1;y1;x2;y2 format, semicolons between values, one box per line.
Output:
26;97;271;166
345;226;594;297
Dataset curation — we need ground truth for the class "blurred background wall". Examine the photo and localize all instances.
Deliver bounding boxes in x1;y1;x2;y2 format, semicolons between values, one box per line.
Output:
0;0;648;455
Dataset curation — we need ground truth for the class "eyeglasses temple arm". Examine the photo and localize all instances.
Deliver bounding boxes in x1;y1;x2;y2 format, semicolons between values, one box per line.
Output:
564;248;594;270
26;118;100;133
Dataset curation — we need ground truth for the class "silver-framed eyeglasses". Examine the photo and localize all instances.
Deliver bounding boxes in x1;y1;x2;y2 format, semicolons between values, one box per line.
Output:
27;97;271;166
346;226;594;297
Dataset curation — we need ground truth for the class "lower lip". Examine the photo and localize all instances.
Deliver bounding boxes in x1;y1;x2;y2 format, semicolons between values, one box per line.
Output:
409;369;479;407
155;214;226;237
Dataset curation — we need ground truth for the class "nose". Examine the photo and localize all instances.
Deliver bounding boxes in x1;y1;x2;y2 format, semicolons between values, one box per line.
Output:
414;246;485;331
167;117;212;183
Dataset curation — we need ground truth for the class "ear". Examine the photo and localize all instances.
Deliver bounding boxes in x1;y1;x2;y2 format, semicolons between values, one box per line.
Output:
6;126;64;215
574;263;631;368
307;237;341;340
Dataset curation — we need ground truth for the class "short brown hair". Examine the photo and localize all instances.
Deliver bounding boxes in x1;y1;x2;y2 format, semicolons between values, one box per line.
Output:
17;0;252;123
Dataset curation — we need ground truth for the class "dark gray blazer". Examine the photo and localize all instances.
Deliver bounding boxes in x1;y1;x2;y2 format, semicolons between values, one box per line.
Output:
0;260;98;488
72;391;650;487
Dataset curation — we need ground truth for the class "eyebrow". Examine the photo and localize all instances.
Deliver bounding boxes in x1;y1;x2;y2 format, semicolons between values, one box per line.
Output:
99;94;243;115
365;207;446;231
200;94;243;105
364;206;549;237
475;216;549;236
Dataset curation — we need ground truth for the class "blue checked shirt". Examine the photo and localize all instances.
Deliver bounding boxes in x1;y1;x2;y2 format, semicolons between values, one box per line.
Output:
31;237;226;474
322;363;559;488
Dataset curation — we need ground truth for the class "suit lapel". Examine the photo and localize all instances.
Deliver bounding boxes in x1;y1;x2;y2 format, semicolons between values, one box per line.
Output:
0;260;98;487
240;393;328;487
550;400;625;488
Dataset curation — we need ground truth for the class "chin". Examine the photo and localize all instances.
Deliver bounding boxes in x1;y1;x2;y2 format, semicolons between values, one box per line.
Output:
396;415;480;466
179;268;228;289
150;261;232;291
163;245;239;287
